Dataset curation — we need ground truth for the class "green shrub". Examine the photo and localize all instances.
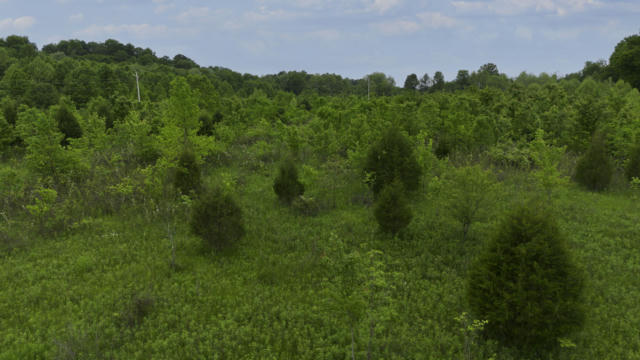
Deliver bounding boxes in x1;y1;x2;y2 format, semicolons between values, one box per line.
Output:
174;148;201;195
53;101;82;146
625;140;640;181
574;132;613;191
467;204;584;354
1;97;18;126
364;127;422;195
197;111;222;136
273;158;304;204
374;180;413;235
190;188;244;250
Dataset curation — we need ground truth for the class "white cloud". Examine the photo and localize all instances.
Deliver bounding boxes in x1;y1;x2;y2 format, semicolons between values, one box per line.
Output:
0;16;36;31
416;12;459;28
375;11;460;35
75;23;170;38
451;0;601;16
260;0;401;13
375;19;421;35
176;7;211;22
176;6;232;25
366;0;401;14
154;3;175;14
243;7;307;22
69;13;84;22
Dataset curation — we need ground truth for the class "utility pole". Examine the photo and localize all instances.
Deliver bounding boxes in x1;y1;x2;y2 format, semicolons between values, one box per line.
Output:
367;75;370;101
134;71;141;103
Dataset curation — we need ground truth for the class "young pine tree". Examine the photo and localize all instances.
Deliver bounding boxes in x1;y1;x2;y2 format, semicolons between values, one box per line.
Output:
364;126;422;196
273;158;304;205
373;179;413;235
53;100;82;147
173;148;201;195
574;132;613;191
467;203;584;355
190;188;244;251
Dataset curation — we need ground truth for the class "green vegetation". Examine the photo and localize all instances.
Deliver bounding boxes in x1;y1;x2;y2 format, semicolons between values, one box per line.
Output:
190;187;245;251
373;179;413;235
468;203;584;356
625;139;640;181
1;34;640;358
364;127;422;195
173;148;201;196
273;158;305;205
574;132;614;191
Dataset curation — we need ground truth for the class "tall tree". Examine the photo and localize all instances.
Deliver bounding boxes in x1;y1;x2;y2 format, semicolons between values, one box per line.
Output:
432;71;445;91
167;77;200;145
478;63;499;75
418;73;431;91
456;70;471;89
366;72;396;97
403;73;419;91
609;34;640;89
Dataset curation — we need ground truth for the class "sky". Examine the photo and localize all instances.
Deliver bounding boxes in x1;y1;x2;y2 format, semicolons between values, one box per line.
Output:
0;0;639;84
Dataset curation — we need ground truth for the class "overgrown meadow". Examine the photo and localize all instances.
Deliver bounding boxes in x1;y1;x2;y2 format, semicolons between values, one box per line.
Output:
1;36;640;359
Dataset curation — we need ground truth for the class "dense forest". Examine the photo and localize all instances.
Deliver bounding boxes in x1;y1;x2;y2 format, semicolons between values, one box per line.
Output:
1;34;640;359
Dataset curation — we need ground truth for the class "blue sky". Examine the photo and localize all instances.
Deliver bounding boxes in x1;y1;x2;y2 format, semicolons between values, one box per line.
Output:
1;0;638;83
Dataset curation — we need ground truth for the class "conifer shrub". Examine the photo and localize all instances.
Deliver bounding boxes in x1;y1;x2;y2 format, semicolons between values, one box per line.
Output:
197;111;217;136
625;140;640;181
467;204;584;354
273;158;304;204
373;180;413;235
364;127;422;195
190;188;244;251
53;102;82;146
174;148;201;195
574;132;613;191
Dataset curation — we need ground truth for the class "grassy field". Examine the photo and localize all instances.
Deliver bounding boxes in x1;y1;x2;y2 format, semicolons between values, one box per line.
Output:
1;162;639;359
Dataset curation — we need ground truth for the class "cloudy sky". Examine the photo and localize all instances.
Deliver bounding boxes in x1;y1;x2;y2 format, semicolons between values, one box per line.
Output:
1;0;638;83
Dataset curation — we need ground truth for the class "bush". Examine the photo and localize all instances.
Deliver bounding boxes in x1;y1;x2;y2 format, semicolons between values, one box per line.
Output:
190;188;244;250
364;127;422;195
467;203;584;354
374;180;413;235
574;132;613;191
53;101;82;146
174;148;201;195
625;140;640;181
273;158;304;204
